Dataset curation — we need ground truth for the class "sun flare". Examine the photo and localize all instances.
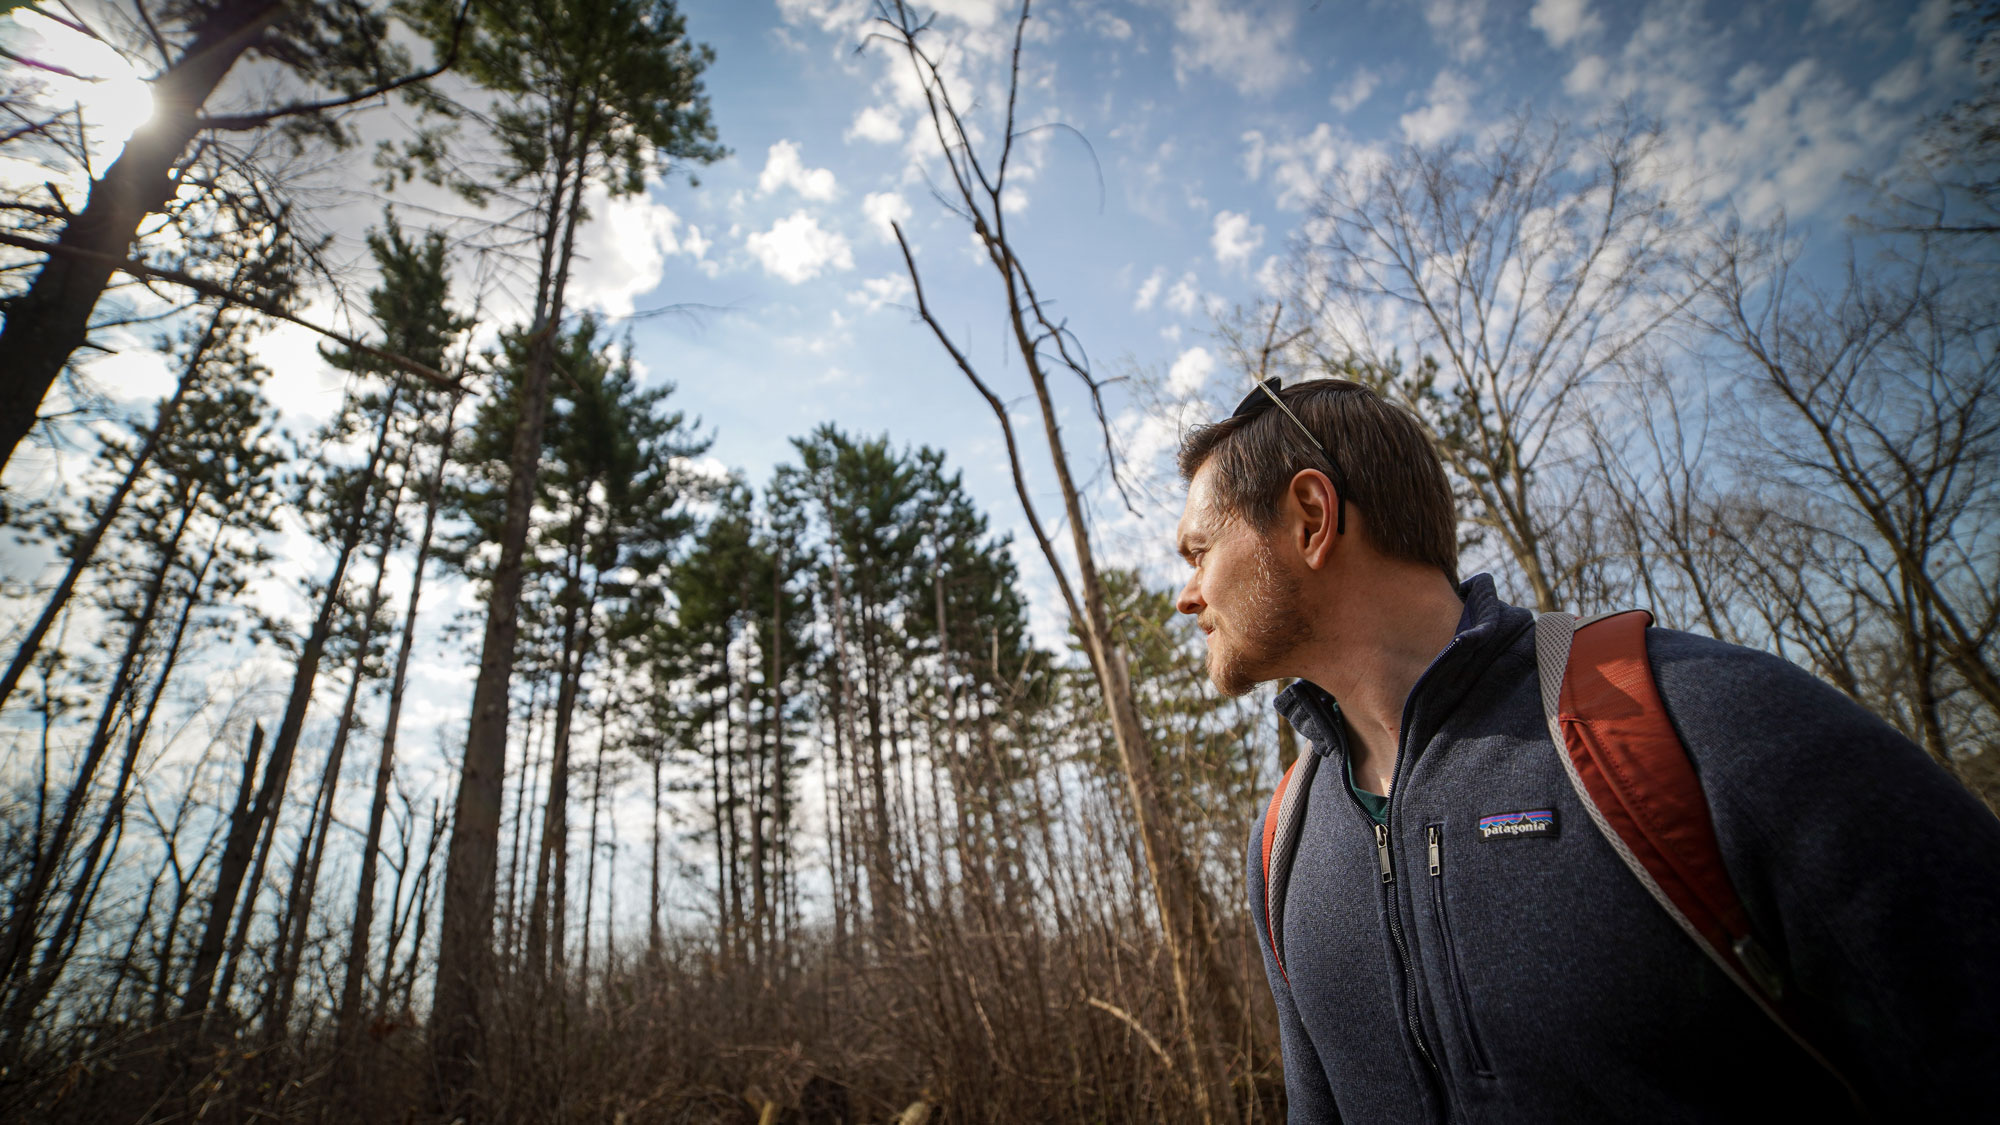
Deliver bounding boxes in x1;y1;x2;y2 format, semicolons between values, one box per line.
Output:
5;7;156;167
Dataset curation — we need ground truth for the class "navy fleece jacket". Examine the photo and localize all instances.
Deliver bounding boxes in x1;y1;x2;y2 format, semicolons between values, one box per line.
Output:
1250;574;2000;1123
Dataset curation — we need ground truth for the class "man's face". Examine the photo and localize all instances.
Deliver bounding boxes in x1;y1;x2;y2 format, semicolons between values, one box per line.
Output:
1175;462;1312;696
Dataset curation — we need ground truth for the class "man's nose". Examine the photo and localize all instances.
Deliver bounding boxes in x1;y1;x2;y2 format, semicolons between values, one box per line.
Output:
1175;573;1203;617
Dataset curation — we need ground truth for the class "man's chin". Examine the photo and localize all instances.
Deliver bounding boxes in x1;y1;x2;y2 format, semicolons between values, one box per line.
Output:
1207;652;1269;698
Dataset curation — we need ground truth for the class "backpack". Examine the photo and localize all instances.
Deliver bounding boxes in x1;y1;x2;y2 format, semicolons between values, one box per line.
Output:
1255;609;1856;1100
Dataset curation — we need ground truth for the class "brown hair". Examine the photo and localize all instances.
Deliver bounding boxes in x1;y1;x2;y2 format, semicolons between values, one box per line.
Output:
1177;379;1458;582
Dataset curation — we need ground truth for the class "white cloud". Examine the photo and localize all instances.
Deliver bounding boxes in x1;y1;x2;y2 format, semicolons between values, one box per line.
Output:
1211;210;1265;268
1242;124;1356;210
1400;70;1475;145
1168;0;1306;97
1552;0;1924;225
757;140;839;200
1911;0;1953;42
249;320;345;425
1423;0;1490;62
570;187;702;316
1565;54;1608;96
682;223;712;261
87;345;177;409
1254;254;1284;297
1089;8;1133;39
1167;346;1215;397
1242;130;1268;180
774;0;869;35
927;0;1005;28
1134;267;1166;311
849;274;914;312
846;105;904;144
1809;0;1867;26
746;211;854;284
862;190;913;242
1869;57;1923;105
1529;0;1602;49
1330;67;1380;114
1166;272;1201;316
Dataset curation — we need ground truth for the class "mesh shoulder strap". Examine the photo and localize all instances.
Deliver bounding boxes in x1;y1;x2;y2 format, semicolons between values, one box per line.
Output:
1534;610;1859;1107
1257;751;1319;983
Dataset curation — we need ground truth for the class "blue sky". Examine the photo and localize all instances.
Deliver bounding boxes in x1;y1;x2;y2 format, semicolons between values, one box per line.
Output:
9;0;1965;616
550;0;1973;607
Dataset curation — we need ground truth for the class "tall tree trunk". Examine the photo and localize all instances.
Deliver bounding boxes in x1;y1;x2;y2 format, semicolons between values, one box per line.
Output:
181;381;403;1022
580;709;609;979
333;393;459;1068
527;501;594;979
721;643;744;960
431;138;594;1103
821;699;848;956
503;678;550;963
744;611;766;968
648;748;663;960
822;533;893;946
704;684;727;952
768;553;786;959
264;467;405;1041
0;0;281;472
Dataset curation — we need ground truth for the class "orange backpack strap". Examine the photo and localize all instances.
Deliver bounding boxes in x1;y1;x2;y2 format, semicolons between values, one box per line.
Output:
1258;751;1319;984
1535;610;1859;1106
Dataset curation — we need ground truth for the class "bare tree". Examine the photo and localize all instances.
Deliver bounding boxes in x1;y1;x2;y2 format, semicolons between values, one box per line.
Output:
873;4;1247;1120
1277;111;1700;610
1693;223;2000;778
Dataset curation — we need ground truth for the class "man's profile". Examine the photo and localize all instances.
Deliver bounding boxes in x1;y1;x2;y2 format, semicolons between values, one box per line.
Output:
1174;377;2000;1122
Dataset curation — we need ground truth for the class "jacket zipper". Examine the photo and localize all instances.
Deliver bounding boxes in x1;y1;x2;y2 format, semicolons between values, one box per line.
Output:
1309;674;1457;1120
1428;824;1494;1076
1389;635;1464;1120
1377;823;1448;1116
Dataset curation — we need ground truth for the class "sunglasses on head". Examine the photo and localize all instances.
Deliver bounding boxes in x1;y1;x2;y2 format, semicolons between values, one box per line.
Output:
1229;377;1348;535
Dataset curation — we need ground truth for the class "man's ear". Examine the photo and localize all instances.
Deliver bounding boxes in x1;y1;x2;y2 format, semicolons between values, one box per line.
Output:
1289;469;1339;569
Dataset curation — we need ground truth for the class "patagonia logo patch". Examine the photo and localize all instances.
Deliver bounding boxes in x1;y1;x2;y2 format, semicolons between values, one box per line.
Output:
1478;809;1558;841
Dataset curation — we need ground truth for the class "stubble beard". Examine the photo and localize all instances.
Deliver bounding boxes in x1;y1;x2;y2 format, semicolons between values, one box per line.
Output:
1206;541;1311;697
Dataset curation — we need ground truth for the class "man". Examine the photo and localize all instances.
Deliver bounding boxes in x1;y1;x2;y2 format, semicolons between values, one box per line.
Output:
1173;377;2000;1123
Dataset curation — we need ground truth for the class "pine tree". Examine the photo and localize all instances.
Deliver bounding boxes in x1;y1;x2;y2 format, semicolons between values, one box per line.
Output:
405;0;725;1096
507;319;709;980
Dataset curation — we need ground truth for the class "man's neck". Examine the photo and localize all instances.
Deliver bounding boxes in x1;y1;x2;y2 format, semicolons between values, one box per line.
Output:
1292;566;1463;797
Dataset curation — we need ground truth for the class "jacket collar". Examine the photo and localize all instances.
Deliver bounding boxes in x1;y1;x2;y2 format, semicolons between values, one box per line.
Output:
1272;572;1532;761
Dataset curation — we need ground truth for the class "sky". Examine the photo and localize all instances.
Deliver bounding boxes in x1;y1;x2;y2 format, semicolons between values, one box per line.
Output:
4;0;1975;614
0;0;1980;925
526;0;1968;628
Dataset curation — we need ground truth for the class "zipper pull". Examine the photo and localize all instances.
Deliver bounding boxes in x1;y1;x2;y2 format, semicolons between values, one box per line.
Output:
1375;823;1394;885
1427;825;1442;877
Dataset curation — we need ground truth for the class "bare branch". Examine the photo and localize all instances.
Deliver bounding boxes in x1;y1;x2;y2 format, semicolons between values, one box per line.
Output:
0;231;460;392
193;0;472;132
